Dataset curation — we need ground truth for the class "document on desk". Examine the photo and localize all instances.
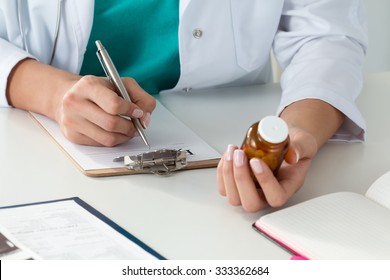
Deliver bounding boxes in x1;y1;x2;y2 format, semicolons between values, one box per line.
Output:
0;225;42;260
30;100;221;176
0;198;164;260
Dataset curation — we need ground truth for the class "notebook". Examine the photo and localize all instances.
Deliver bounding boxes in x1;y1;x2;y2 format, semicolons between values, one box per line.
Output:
253;171;390;259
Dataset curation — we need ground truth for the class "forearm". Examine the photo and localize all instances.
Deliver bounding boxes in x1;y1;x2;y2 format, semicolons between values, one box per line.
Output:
280;99;344;149
6;58;80;120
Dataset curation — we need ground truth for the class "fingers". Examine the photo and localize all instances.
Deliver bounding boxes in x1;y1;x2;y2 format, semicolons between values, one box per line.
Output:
249;158;291;207
58;75;156;146
217;138;313;211
217;145;240;205
122;77;156;112
79;76;150;119
62;94;135;136
62;120;131;147
217;147;230;196
122;77;156;128
233;150;267;212
217;145;267;212
246;128;317;208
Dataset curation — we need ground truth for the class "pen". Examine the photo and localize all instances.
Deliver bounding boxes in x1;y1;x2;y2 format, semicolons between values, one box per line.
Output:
95;40;150;148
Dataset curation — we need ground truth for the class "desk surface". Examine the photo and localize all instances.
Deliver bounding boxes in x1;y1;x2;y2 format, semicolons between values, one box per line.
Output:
1;72;389;260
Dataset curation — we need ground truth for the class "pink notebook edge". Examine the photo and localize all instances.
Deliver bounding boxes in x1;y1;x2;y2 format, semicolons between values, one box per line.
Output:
252;221;309;260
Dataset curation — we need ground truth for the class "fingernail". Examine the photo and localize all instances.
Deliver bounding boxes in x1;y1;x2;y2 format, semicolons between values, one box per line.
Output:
295;150;300;163
142;112;151;128
234;150;245;167
225;144;235;161
250;158;264;174
132;109;144;118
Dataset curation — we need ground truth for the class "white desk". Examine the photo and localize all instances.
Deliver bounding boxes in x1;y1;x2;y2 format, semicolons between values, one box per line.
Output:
1;72;389;260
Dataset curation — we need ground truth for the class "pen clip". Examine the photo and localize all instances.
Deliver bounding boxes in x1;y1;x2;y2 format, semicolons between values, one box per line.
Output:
113;149;187;176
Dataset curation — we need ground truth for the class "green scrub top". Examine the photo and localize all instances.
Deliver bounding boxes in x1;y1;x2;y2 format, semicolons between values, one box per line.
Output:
80;0;180;95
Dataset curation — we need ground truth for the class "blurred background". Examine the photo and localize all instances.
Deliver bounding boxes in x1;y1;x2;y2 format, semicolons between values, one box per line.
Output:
271;0;390;82
363;0;390;72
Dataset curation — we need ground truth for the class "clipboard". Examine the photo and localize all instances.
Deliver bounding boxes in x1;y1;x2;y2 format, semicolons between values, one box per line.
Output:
29;100;221;177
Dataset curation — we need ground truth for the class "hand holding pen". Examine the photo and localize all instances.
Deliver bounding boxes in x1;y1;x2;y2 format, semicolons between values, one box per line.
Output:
95;40;151;148
43;43;155;147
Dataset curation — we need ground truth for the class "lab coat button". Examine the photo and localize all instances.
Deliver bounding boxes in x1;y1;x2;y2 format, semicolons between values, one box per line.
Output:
192;29;203;39
182;87;192;92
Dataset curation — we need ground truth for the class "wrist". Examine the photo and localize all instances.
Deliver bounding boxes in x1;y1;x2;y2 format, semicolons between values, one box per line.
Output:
280;99;344;148
7;58;81;120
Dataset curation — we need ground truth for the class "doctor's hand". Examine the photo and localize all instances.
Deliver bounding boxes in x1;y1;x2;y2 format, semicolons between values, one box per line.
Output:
216;128;318;212
55;75;156;147
7;59;155;147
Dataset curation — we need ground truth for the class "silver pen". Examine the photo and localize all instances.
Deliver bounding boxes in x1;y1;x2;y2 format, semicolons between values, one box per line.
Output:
95;40;150;148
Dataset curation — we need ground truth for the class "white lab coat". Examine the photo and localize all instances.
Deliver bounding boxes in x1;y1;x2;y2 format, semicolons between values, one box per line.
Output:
0;0;368;141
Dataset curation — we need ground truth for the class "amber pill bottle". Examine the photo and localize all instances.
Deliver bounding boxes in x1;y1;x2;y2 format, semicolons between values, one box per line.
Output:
241;116;290;176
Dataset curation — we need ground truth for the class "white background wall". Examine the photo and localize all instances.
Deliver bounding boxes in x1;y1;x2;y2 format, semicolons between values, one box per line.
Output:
363;0;390;72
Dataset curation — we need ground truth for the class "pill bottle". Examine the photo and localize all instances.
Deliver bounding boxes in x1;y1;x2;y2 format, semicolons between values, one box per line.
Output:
241;116;290;176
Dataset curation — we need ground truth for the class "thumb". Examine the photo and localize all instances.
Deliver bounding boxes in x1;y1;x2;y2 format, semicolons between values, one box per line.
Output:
285;128;318;164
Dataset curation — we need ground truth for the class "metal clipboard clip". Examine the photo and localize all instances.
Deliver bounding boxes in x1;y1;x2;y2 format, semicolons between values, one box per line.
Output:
113;149;187;176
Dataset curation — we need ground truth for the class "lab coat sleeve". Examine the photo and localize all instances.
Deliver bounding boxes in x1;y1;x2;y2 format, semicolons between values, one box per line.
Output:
0;39;35;107
273;0;368;142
